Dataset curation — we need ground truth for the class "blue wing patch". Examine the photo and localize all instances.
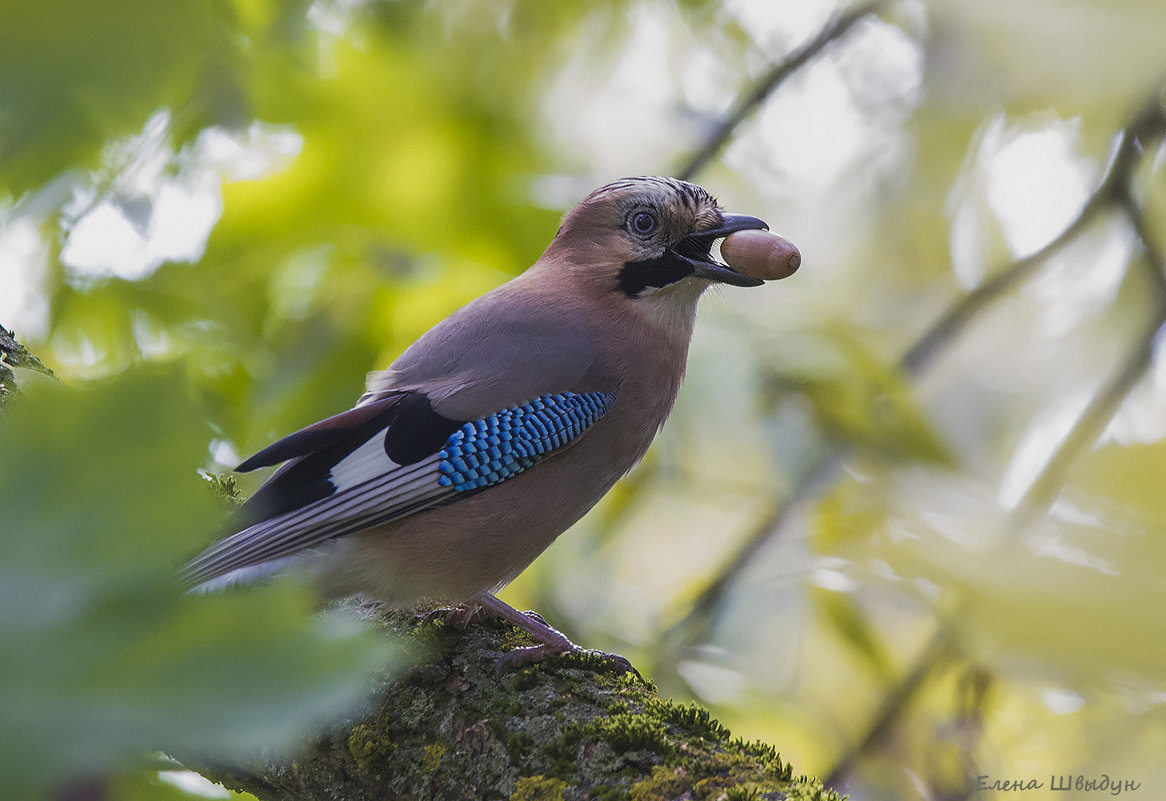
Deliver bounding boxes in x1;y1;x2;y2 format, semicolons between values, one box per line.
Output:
438;392;615;491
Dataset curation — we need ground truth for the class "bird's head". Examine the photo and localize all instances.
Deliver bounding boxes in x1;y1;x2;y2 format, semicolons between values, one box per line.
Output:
544;176;770;300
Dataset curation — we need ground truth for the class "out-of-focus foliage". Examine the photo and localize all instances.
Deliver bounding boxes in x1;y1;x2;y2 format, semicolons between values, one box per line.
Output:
0;369;396;799
3;0;1166;799
0;0;243;196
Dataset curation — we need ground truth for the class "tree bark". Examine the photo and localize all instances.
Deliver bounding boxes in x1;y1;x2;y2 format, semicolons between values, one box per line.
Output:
182;601;835;801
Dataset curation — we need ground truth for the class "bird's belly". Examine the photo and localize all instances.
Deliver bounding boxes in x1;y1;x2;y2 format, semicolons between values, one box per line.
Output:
316;431;637;606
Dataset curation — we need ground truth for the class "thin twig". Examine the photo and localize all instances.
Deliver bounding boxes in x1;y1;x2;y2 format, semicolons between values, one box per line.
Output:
656;0;888;653
1018;325;1164;513
656;452;843;654
824;627;952;790
1018;195;1166;513
898;110;1155;376
1121;179;1166;305
898;195;1107;376
677;0;886;182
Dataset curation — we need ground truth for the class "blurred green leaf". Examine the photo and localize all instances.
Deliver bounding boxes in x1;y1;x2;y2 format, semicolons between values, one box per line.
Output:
812;479;890;552
0;367;396;799
810;587;894;681
0;0;243;195
790;331;954;465
113;768;238;801
1070;439;1166;527
862;471;1166;684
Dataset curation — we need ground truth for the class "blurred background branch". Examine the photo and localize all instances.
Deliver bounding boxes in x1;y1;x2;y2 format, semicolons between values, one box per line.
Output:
824;626;954;789
676;0;887;181
667;82;1166;658
822;87;1166;791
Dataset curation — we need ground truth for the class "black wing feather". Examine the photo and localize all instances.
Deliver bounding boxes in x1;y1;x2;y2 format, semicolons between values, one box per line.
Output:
233;391;461;528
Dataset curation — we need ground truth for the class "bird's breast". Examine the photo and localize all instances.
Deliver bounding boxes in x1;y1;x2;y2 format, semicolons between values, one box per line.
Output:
322;295;694;606
324;354;687;607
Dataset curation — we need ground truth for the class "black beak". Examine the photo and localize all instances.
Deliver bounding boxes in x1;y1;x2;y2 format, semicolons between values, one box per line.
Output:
673;214;770;287
694;214;770;240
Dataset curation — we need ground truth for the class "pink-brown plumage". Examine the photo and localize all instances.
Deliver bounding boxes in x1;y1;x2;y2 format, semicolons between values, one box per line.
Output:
185;176;796;670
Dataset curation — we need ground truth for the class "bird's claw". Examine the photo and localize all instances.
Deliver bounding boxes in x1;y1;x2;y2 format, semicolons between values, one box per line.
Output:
474;593;642;680
494;643;642;680
579;648;641;679
494;643;561;678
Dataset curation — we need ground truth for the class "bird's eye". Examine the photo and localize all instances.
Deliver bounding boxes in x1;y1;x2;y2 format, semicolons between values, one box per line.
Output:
630;211;658;236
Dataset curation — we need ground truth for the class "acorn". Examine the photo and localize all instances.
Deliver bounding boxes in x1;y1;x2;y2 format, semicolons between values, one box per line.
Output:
721;229;801;280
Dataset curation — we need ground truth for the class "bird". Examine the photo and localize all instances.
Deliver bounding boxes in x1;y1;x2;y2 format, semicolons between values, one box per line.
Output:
184;176;778;672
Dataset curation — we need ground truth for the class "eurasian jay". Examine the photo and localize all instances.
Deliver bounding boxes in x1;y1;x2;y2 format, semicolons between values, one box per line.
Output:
185;176;796;671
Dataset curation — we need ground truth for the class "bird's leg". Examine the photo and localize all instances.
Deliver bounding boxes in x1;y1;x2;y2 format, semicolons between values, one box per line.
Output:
474;593;640;679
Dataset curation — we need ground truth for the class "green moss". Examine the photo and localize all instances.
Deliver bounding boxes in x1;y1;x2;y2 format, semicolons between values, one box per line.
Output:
507;732;535;762
496;695;524;718
630;763;798;801
583;712;675;759
616;671;657;693
629;765;689;800
541;732;581;775
510;775;569;801
646;698;731;742
512;667;541;691
731;738;792;780
422;741;447;772
403;616;466;664
553;649;639;678
499;625;538;650
784;776;845;801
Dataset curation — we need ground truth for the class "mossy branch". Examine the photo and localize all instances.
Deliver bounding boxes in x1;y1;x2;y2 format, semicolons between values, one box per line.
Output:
0;325;56;406
181;602;839;801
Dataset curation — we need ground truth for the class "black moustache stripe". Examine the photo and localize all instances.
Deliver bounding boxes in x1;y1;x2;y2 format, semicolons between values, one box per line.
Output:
617;252;694;298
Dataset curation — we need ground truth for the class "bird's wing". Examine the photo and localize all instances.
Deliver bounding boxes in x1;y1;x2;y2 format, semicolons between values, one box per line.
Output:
182;389;616;586
184;280;610;586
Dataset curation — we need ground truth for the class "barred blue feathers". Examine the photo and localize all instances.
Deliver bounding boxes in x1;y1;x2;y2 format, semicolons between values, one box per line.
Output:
438;392;615;492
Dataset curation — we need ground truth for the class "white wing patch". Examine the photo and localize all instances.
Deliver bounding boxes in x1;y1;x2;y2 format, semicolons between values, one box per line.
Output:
329;432;400;491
